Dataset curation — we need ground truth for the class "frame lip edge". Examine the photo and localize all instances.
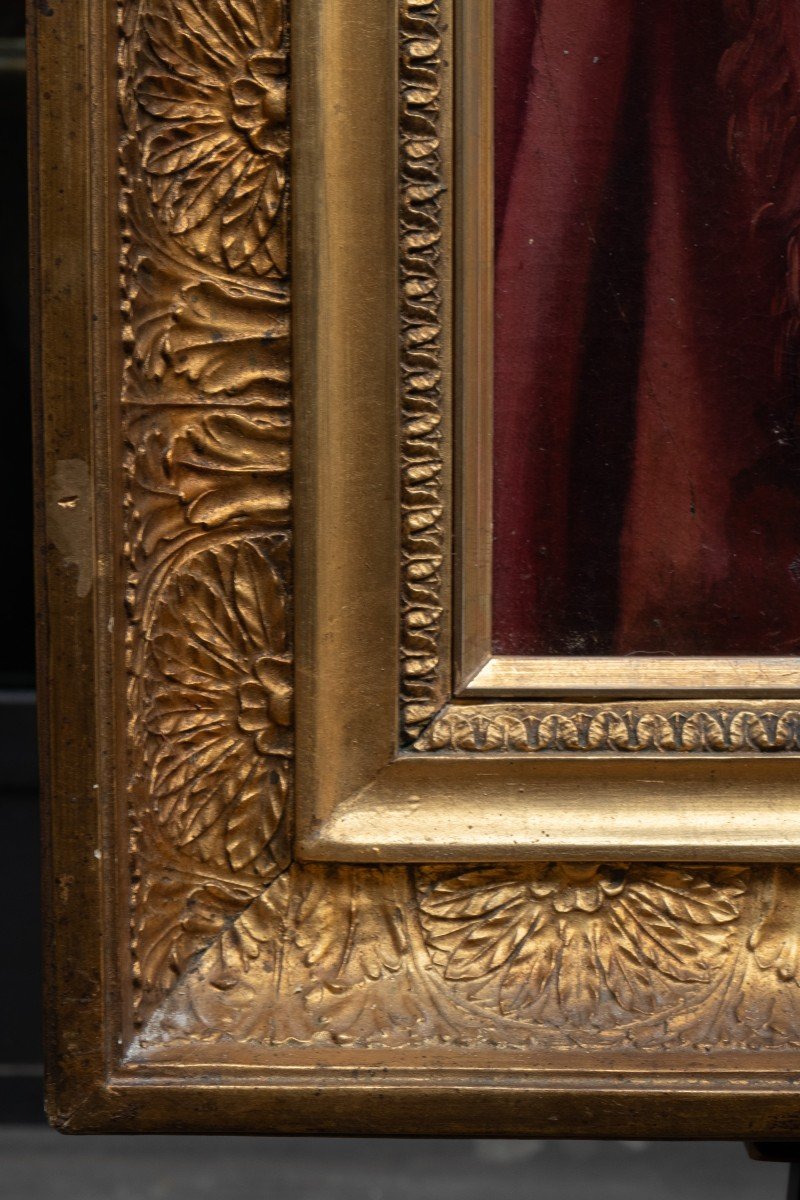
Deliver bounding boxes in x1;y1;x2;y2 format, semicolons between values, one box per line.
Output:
43;1071;800;1139
30;0;117;1127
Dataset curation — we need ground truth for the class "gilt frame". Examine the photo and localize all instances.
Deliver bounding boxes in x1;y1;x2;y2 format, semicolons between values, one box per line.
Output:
33;0;800;1137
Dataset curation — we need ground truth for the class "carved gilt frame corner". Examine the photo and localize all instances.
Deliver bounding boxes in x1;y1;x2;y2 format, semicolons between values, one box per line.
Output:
32;0;800;1137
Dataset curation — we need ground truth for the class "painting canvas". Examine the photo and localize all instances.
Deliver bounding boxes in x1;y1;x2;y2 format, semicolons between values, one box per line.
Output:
492;0;800;658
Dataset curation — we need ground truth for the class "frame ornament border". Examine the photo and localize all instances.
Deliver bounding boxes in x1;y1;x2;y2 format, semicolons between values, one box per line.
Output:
416;703;800;753
397;0;800;756
118;0;294;1025
399;0;450;742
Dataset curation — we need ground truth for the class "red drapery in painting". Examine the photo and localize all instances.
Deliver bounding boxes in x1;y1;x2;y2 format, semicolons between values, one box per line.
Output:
492;0;800;656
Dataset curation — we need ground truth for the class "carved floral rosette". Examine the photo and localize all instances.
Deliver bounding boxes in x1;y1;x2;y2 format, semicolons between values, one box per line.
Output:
120;0;800;1056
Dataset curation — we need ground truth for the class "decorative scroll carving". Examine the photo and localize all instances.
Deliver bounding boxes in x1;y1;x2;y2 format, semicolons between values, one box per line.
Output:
138;862;800;1052
416;704;800;753
119;0;800;1058
399;0;448;742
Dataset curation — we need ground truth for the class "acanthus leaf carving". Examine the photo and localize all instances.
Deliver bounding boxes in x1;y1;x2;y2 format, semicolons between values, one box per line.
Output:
141;536;292;878
124;258;290;402
131;0;288;280
129;532;293;1018
132;852;264;1014
165;280;290;394
121;0;295;1026
133;862;800;1053
137;865;491;1050
416;864;747;1028
126;409;291;567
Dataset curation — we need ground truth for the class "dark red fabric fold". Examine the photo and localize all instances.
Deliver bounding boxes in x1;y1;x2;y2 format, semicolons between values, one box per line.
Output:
492;0;800;656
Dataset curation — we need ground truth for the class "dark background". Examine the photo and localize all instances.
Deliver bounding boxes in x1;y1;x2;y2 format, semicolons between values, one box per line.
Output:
0;2;794;1195
0;1;41;1132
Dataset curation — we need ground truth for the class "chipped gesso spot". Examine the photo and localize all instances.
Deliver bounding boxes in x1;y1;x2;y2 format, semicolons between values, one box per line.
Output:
49;459;92;598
